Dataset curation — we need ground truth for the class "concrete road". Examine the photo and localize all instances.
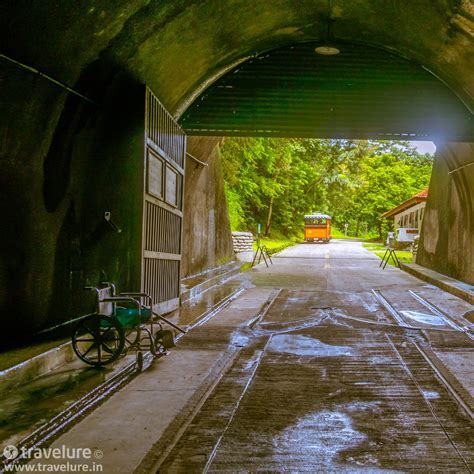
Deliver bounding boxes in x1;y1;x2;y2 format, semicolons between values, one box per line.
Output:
156;240;474;472
25;240;473;473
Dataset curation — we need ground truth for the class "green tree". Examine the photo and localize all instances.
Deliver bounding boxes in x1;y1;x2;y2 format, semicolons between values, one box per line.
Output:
352;149;432;239
220;138;433;240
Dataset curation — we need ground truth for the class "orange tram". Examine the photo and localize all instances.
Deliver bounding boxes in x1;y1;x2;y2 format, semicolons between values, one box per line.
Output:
304;213;332;243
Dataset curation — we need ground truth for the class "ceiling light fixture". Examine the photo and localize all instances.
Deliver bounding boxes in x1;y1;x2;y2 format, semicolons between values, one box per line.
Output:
315;46;340;56
315;0;340;56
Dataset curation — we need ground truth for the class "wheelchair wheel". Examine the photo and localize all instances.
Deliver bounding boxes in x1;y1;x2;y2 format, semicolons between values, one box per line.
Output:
154;329;175;353
148;332;157;356
72;314;125;367
136;350;144;371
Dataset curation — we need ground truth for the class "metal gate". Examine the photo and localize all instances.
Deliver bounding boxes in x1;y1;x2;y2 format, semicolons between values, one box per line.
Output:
143;88;186;313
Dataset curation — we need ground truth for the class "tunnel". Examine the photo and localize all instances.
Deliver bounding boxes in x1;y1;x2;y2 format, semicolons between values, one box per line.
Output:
0;0;473;345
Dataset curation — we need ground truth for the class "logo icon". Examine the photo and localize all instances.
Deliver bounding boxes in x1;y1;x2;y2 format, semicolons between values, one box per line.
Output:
3;445;18;460
94;449;103;459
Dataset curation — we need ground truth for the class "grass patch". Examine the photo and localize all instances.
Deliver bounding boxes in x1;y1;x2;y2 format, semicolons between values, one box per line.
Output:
332;227;381;242
239;262;253;272
363;243;413;267
362;243;386;252
253;238;292;251
363;243;384;251
252;231;296;254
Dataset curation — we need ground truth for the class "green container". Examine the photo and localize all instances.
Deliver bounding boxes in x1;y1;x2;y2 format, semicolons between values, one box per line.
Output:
115;307;152;327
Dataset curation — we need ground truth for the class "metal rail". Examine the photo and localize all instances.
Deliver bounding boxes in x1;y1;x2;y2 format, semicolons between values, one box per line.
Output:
371;289;410;327
412;341;473;421
386;335;472;472
247;289;282;328
2;362;137;469
408;290;474;341
377;289;474;434
373;288;474;341
202;337;270;473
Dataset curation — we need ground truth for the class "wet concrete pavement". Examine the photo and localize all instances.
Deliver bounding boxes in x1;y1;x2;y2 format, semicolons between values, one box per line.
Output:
19;240;474;472
153;241;474;472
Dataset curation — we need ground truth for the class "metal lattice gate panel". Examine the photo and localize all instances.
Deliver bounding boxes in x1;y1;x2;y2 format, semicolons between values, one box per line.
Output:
143;88;186;313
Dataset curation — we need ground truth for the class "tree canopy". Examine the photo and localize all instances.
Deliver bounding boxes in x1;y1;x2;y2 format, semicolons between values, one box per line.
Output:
220;138;433;239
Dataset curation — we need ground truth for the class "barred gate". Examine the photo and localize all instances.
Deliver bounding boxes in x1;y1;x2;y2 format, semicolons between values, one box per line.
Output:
143;88;186;313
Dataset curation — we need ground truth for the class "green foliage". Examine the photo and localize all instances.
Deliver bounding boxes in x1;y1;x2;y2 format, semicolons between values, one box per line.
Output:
331;226;379;241
362;243;413;266
253;229;298;251
220;138;433;240
225;185;245;231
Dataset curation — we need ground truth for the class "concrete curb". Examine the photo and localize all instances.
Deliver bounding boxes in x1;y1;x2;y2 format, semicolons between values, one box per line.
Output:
1;263;242;393
181;261;241;302
0;342;76;393
400;263;474;305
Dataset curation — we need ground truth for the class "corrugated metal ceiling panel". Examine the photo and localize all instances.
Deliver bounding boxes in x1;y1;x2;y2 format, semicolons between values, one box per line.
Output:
180;42;472;140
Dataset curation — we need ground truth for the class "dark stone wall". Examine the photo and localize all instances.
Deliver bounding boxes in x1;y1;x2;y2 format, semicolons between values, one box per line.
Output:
417;142;474;284
0;61;67;341
0;58;233;344
2;2;472;119
0;70;145;344
182;137;234;277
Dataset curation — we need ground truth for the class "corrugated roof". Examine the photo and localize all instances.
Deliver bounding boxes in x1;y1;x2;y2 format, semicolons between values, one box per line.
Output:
180;42;472;140
305;213;332;219
414;189;429;199
382;189;429;219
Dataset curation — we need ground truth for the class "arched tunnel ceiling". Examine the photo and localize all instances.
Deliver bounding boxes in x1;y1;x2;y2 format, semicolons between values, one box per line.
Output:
1;1;473;139
180;42;473;140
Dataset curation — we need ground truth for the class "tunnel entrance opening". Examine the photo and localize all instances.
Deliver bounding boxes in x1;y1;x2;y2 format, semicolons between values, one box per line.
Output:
178;39;472;291
218;136;434;245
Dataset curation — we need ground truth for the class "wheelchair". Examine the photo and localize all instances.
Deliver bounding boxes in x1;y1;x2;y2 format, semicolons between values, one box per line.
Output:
71;283;181;370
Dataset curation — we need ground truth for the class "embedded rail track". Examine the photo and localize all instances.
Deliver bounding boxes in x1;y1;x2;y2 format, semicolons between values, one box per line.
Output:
372;288;474;340
373;288;474;422
408;289;474;341
1;288;245;471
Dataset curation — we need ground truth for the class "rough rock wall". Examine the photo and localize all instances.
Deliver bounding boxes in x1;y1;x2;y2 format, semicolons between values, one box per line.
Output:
417;142;474;284
182;137;234;277
0;69;145;343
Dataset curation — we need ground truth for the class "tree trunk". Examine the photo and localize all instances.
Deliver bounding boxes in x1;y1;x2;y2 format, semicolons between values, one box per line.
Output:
355;218;360;237
265;195;275;236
